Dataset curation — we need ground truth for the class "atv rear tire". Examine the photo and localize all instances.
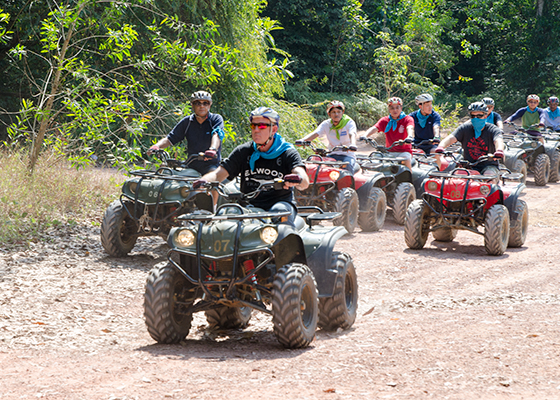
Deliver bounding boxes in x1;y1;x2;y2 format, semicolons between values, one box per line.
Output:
404;200;431;249
333;188;359;234
432;227;457;242
548;150;560;182
318;252;358;331
358;186;386;232
508;199;529;248
144;263;195;343
512;159;527;184
205;306;252;330
484;205;510;256
533;153;550;186
272;264;318;349
101;200;138;257
392;182;416;225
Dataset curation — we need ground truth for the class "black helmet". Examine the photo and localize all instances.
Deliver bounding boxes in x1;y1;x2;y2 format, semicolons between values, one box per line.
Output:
190;91;212;103
481;97;495;106
468;101;488;113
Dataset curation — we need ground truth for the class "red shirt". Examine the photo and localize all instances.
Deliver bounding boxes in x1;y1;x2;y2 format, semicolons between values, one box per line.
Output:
374;115;414;153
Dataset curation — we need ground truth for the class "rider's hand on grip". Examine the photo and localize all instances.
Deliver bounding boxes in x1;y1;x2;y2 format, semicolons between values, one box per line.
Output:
359;136;367;142
493;149;504;159
435;146;444;154
404;137;413;144
348;145;357;152
295;140;305;146
284;174;302;184
204;149;217;159
433;138;441;144
192;179;207;189
147;145;159;155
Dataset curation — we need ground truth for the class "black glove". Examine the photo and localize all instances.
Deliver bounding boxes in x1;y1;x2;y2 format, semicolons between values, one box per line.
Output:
284;174;302;184
192;179;207;189
433;138;441;144
348;145;357;151
435;147;444;154
295;140;305;146
359;136;367;142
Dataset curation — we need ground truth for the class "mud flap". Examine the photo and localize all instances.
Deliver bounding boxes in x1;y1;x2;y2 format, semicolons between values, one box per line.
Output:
503;184;526;221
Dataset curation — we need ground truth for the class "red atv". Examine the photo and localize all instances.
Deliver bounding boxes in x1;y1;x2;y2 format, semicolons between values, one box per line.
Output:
295;141;387;234
404;154;528;256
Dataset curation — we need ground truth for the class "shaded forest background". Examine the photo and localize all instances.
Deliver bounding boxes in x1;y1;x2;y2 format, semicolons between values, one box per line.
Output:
1;0;559;170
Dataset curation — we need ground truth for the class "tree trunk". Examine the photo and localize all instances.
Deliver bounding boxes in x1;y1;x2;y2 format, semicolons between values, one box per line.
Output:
536;0;544;16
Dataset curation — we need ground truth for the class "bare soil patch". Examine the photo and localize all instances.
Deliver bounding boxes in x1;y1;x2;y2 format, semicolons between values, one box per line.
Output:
1;171;560;399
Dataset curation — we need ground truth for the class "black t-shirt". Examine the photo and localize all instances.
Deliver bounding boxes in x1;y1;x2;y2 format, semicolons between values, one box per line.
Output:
221;141;305;210
166;113;224;173
452;122;503;163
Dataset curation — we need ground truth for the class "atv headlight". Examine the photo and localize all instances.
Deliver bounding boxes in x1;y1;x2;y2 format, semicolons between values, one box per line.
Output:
129;182;138;194
427;181;438;191
479;185;490;195
531;142;537;148
176;229;195;247
329;170;340;181
260;227;278;244
180;186;190;197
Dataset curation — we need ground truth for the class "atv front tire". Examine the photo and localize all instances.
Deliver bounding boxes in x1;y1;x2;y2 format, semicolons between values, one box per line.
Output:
392;182;416;225
318;252;358;331
533;153;550;186
205;306;252;330
333;188;359;234
512;159;527;184
508;199;529;248
548;150;560;182
404;200;431;249
272;264;318;349
484;205;510;256
358;186;386;232
144;263;195;343
101;200;138;257
432;227;457;242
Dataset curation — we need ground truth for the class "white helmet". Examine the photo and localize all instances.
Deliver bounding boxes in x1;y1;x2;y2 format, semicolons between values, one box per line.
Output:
327;100;345;114
415;93;433;105
250;106;280;126
527;94;540;102
190;91;212;103
481;97;495;106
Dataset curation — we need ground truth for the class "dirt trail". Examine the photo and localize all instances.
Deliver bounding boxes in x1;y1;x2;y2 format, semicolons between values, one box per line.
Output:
1;172;559;399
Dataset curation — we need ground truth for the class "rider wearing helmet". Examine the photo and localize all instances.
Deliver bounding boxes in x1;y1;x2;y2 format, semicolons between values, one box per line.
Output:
362;96;415;169
195;107;309;226
409;93;442;155
435;101;504;176
298;100;358;173
481;97;504;130
147;90;225;174
504;94;545;140
543;96;560;131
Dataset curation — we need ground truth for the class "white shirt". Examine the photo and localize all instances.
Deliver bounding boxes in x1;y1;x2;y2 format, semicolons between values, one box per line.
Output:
542;107;560;130
312;118;357;157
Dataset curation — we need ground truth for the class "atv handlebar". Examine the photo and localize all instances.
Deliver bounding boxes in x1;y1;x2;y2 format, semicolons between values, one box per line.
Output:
296;140;356;155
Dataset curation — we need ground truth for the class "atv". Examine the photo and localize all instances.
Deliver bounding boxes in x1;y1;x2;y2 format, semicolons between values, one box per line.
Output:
540;128;560;182
502;122;553;186
143;179;358;349
357;137;437;225
404;154;528;256
294;141;387;234
101;150;214;257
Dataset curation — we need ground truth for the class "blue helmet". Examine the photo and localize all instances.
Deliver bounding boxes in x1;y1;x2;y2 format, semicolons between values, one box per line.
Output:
548;96;559;105
250;107;280;126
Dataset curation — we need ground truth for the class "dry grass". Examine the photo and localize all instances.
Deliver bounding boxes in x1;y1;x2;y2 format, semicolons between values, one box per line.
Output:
0;149;126;246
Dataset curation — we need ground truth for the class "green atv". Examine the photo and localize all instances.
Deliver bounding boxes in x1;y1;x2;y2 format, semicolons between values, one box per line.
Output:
101;150;214;257
143;180;358;349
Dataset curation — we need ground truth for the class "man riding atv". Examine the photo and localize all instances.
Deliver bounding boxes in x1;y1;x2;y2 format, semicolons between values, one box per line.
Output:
435;101;505;177
147;90;225;175
409;93;442;155
195;107;309;226
299;100;359;173
504;94;545;144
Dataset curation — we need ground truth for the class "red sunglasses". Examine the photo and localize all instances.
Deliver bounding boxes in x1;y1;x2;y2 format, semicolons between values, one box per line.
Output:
251;123;272;129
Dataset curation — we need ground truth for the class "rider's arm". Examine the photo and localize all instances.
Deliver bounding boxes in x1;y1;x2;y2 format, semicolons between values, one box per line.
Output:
493;136;504;152
210;132;221;150
363;125;379;138
437;135;457;150
405;123;414;140
433;124;441;139
148;137;172;154
300;132;319;142
200;165;230;183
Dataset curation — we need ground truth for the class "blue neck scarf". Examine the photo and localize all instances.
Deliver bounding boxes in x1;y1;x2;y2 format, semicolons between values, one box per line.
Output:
526;106;538;114
249;133;294;171
416;111;430;128
385;112;406;133
547;107;560;120
471;118;486;138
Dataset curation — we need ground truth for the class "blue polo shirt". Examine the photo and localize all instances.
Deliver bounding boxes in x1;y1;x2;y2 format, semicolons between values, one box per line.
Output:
409;109;441;143
166;112;224;173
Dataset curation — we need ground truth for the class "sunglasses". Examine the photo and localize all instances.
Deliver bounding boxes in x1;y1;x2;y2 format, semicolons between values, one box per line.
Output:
193;101;210;107
470;114;485;118
251;123;272;129
527;100;539;104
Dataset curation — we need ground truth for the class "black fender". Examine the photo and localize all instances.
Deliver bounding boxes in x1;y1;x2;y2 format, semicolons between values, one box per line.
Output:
503;183;526;221
544;142;560;159
272;229;308;268
395;168;413;184
411;164;437;198
356;172;384;211
303;226;347;298
503;148;525;170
